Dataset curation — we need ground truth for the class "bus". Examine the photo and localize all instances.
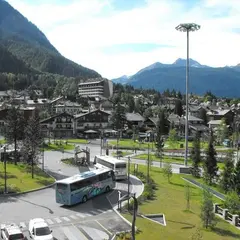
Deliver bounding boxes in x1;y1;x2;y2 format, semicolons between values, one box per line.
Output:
93;155;127;180
55;168;116;206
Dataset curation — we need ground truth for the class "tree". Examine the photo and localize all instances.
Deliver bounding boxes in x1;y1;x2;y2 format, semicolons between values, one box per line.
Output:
203;130;218;185
200;188;216;229
127;95;135;113
110;102;126;131
155;112;165;159
216;118;228;145
220;151;235;193
190;131;201;177
233;160;240;194
174;99;183;116
185;182;191;210
224;191;240;215
168;128;178;149
4;106;25;165
143;108;153;119
163;163;172;183
23;112;43;178
199;108;207;125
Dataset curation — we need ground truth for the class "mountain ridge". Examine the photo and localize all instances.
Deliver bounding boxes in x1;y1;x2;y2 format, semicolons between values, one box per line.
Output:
0;0;100;78
112;59;240;97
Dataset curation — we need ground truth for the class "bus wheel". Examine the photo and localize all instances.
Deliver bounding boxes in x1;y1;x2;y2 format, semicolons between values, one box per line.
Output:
82;195;87;203
106;186;110;192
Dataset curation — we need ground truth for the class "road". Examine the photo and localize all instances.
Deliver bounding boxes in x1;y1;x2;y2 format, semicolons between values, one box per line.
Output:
0;143;134;240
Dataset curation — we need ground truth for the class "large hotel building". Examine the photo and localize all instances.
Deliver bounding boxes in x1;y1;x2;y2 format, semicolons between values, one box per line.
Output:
78;78;113;99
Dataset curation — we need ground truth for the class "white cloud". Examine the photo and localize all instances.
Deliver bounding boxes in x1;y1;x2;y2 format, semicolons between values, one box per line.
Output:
6;0;240;78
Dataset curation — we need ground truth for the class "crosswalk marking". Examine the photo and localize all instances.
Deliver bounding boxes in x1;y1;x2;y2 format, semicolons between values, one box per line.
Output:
62;217;70;222
70;215;78;220
54;218;62;223
19;222;26;228
46;219;54;225
76;213;85;218
84;213;93;217
63;226;87;240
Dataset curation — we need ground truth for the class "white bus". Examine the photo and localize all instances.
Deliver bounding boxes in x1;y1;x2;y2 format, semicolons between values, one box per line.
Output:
55;168;116;206
93;155;127;180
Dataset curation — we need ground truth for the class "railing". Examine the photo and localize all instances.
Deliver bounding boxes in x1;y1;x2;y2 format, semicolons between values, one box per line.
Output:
214;204;240;228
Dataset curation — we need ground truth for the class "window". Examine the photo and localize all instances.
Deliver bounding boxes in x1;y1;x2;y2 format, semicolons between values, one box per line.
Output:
57;183;68;190
115;163;126;169
36;227;51;236
9;233;24;240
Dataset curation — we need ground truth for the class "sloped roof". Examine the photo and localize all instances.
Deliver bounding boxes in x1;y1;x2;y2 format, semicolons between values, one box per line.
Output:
74;109;111;119
40;112;74;123
208;120;222;125
125;113;144;122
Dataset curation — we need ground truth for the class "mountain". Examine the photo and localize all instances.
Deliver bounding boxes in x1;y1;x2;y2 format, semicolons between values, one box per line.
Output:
113;59;240;97
0;0;100;78
111;75;130;84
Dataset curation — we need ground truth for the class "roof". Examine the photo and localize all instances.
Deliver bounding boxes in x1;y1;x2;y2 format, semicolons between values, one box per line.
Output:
40;112;74;123
74;109;111;119
185;115;203;122
208;120;222;125
189;124;209;131
26;99;49;105
56;168;111;184
30;218;48;228
1;223;22;235
147;117;158;126
125;113;144;122
95;155;126;164
207;109;231;116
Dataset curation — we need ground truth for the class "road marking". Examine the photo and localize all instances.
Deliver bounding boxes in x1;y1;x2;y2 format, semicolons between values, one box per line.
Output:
70;215;78;220
19;222;26;228
76;213;85;218
63;225;88;240
84;213;92;217
62;217;70;222
95;220;112;235
54;218;62;223
46;219;54;225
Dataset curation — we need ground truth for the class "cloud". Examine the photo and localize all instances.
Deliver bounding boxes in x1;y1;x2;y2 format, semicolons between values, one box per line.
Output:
6;0;240;78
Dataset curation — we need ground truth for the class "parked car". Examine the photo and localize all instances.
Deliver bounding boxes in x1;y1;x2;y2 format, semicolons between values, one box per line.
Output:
0;223;24;240
28;218;53;240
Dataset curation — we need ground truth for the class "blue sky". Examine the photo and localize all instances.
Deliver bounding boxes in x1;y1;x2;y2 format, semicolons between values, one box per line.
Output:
7;0;240;78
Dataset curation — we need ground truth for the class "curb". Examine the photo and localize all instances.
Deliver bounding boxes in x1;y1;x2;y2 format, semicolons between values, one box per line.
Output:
113;175;144;228
0;167;56;197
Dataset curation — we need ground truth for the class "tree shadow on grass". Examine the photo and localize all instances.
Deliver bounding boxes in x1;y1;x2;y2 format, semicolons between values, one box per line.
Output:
212;227;240;238
168;219;195;229
170;181;196;189
36;179;54;186
0;173;17;179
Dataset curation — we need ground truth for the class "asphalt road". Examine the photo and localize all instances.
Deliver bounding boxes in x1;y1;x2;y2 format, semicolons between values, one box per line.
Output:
0;143;132;239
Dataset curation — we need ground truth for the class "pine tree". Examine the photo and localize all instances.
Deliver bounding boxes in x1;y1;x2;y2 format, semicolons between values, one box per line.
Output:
220;151;235;193
234;160;240;194
155;111;165;158
200;188;216;229
23;112;42;178
203;130;218;185
110;102;126;131
190;131;201;177
4;106;25;165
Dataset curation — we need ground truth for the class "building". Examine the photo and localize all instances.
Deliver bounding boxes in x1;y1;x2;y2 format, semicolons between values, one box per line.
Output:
78;78;113;99
54;101;81;115
40;112;74;138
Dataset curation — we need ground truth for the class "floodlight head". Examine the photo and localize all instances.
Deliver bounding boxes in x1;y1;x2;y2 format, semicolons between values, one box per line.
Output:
175;23;200;32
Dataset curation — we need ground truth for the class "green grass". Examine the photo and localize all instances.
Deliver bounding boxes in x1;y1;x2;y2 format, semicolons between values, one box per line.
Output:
134;153;225;170
109;139;153;149
42;143;74;151
0;163;55;193
119;165;239;240
0;139;6;144
64;139;88;144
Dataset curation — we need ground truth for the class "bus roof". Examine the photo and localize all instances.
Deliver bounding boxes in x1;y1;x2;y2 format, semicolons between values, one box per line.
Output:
95;155;126;164
56;168;111;184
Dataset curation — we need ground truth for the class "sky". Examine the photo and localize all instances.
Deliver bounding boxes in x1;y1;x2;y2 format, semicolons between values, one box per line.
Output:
6;0;240;79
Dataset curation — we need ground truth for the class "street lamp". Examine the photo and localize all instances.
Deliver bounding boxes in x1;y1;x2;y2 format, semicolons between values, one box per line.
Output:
175;23;200;166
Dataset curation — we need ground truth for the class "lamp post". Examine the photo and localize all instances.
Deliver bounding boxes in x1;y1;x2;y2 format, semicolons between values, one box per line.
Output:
4;146;7;194
175;23;200;166
127;156;130;211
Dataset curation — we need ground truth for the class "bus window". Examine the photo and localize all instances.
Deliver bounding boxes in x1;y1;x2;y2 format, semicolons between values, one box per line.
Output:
57;183;68;190
115;163;126;169
70;180;87;192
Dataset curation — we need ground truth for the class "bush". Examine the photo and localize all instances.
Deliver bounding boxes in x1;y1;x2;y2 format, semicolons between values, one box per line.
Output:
224;191;240;215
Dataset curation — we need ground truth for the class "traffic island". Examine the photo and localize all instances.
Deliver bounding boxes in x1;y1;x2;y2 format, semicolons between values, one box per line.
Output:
0;163;55;195
141;214;166;226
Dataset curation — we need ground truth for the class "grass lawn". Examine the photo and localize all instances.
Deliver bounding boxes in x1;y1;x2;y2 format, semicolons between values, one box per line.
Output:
119;165;239;240
109;139;152;149
0;139;6;144
0;163;55;193
42;143;74;151
64;139;88;144
112;151;133;157
134;153;225;170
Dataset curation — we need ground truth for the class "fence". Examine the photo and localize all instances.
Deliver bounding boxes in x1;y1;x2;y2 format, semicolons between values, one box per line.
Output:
214;203;240;228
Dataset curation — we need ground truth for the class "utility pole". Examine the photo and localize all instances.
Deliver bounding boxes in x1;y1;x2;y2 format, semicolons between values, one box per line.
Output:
147;141;150;183
127;156;130;211
4;146;7;194
42;146;45;171
131;193;138;240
